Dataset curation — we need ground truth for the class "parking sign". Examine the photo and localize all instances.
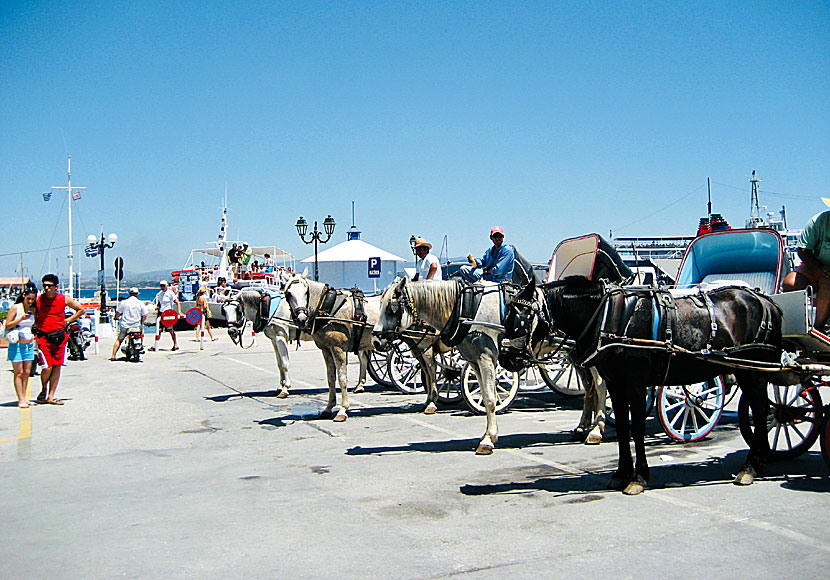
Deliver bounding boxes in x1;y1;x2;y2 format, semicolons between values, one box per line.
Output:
368;257;381;278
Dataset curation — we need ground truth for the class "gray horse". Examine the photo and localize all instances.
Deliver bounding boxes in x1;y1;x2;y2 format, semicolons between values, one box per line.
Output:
373;277;608;454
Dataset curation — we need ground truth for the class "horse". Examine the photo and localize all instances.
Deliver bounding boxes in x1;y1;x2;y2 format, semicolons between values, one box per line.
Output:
221;288;298;399
502;277;784;494
282;274;394;421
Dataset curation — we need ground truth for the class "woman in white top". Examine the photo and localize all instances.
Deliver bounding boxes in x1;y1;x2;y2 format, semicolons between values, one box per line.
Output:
5;286;37;407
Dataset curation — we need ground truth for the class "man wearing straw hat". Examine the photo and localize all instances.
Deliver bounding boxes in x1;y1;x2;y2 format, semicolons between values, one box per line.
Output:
783;197;830;329
412;237;442;281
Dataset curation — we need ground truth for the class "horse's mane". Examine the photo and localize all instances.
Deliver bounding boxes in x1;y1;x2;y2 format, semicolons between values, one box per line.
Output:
408;280;458;324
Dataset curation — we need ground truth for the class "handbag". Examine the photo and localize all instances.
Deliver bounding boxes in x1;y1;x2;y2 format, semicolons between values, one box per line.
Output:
1;320;20;343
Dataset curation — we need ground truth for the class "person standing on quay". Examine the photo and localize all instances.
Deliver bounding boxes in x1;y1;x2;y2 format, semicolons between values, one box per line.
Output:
6;285;37;407
149;280;182;351
35;274;85;405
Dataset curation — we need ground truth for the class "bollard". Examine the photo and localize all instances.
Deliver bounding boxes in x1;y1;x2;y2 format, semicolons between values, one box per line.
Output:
199;320;205;351
94;333;99;355
252;329;257;347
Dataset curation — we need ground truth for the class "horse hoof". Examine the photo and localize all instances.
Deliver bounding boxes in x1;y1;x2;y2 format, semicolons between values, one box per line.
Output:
733;471;755;486
424;404;437;415
585;432;602;445
475;443;494;455
276;390;289;399
333;412;347;422
623;481;645;495
320;409;334;419
353;384;365;394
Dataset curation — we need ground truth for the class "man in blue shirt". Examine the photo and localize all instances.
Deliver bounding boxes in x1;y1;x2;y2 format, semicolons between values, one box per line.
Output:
458;226;515;283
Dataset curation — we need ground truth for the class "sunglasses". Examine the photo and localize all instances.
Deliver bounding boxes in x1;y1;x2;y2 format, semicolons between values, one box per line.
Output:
42;283;56;288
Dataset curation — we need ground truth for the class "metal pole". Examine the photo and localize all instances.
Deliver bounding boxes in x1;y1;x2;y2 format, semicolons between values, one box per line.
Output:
313;221;319;281
67;156;73;298
99;234;108;323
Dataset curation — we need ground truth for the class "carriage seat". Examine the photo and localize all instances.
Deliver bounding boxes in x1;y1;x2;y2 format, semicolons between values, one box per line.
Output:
700;272;777;295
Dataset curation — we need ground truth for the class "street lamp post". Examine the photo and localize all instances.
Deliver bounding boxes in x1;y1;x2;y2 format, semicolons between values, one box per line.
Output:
295;215;336;281
87;231;118;322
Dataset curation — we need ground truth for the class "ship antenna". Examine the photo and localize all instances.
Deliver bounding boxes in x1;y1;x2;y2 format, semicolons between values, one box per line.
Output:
707;177;712;218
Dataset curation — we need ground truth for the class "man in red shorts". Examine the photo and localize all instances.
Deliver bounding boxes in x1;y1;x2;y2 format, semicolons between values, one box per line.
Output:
35;274;85;405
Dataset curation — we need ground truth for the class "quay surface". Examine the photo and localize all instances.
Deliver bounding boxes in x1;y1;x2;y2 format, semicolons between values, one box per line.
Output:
1;333;828;579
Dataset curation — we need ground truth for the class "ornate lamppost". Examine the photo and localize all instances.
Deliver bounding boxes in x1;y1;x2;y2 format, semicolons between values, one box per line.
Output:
295;215;336;281
87;231;117;322
409;234;417;267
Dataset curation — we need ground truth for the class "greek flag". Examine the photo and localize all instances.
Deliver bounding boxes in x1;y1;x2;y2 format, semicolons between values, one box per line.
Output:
72;190;82;200
85;246;99;258
42;191;52;201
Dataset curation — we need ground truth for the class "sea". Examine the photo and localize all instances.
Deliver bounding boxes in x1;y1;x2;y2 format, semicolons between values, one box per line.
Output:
78;288;160;302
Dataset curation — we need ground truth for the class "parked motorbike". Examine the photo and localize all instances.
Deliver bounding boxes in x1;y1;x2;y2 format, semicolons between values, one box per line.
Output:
120;327;144;362
66;313;93;361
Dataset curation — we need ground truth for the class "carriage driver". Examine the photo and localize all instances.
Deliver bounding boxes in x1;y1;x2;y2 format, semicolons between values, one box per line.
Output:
783;198;830;329
457;226;515;283
412;237;442;280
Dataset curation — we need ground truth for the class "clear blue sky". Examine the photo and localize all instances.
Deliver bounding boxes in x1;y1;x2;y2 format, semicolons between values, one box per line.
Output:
1;1;828;281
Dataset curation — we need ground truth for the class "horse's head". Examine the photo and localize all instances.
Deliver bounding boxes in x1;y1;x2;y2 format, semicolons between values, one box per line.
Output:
221;292;244;327
372;276;416;351
284;274;311;328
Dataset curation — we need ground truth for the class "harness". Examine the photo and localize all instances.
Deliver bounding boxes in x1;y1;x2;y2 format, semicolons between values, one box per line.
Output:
574;283;782;380
289;280;372;354
439;281;486;347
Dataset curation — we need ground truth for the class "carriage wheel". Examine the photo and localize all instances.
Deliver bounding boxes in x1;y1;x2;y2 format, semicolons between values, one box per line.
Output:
367;350;394;388
820;412;830;472
386;342;425;395
606;386;656;427
657;377;726;442
544;357;587;397
434;350;463;404
460;363;521;415
738;382;823;460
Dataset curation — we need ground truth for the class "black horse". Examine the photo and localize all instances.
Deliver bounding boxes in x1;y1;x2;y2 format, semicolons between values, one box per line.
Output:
502;277;784;494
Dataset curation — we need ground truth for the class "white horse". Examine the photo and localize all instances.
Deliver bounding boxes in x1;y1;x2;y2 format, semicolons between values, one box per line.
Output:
222;289;297;398
373;277;607;454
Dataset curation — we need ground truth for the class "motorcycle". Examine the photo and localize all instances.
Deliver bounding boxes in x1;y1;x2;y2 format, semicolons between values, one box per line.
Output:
120;327;144;362
66;313;93;361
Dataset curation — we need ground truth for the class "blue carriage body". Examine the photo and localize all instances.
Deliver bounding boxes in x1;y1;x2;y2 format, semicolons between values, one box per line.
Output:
674;228;788;295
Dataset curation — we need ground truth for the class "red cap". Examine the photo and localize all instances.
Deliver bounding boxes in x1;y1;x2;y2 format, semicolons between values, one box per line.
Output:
490;226;504;236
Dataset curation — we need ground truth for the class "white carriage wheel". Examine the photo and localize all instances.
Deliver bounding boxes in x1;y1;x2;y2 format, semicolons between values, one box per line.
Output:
367;349;394;387
434;350;463;404
460;362;520;415
657;377;726;442
546;357;587;397
386;342;425;395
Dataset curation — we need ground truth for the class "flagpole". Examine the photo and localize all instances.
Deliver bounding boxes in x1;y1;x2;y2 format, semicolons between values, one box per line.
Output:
50;155;87;299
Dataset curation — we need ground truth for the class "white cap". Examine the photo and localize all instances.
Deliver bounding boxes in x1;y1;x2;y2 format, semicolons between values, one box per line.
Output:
129;287;139;295
159;280;168;286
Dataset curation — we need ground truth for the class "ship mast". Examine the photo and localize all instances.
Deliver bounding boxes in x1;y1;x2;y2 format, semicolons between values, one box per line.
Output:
747;170;764;228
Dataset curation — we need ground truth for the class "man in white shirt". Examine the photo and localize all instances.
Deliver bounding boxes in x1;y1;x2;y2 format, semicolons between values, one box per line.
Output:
149;280;183;351
413;237;442;281
110;287;148;361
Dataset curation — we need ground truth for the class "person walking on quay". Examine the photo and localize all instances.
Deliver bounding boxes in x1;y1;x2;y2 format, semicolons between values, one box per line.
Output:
110;287;148;361
149;280;182;351
5;284;37;407
194;286;217;342
34;274;85;405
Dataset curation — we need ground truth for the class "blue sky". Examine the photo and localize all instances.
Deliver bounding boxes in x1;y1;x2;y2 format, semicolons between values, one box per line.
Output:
1;1;828;281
